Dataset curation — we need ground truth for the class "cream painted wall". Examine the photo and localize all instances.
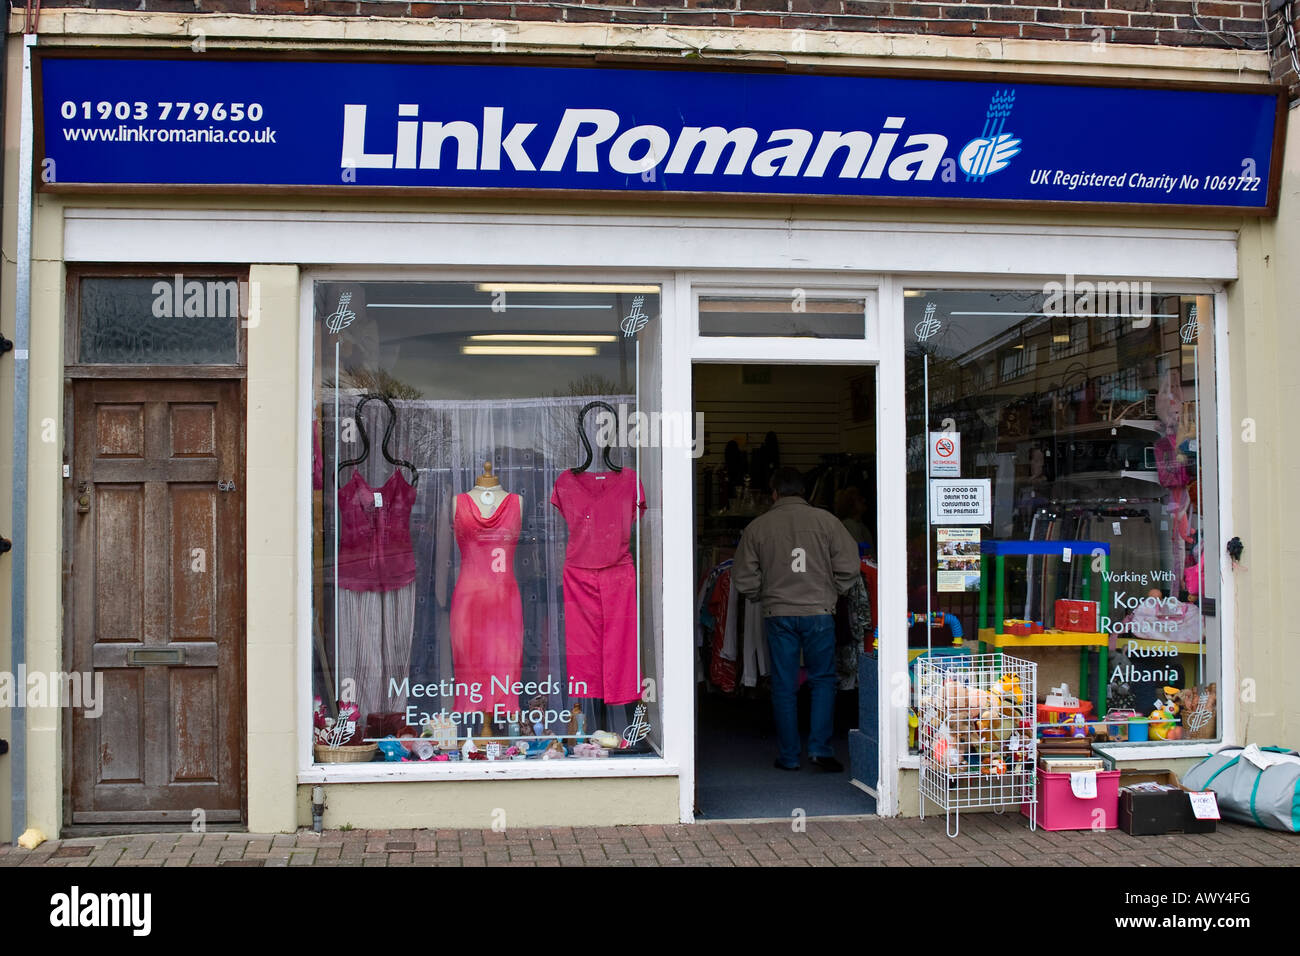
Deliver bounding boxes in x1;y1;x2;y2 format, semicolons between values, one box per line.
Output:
17;183;66;840
1234;102;1300;752
297;777;679;830
246;264;301;833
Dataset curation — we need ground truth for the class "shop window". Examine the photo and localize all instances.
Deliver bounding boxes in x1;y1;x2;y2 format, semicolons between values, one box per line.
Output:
904;288;1220;756
698;294;868;338
74;275;242;365
311;281;663;767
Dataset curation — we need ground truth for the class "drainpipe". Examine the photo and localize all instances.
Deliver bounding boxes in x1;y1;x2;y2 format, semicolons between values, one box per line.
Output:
9;32;37;842
0;19;10;797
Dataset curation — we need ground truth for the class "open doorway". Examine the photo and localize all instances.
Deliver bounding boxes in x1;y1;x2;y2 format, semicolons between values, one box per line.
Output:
692;363;878;819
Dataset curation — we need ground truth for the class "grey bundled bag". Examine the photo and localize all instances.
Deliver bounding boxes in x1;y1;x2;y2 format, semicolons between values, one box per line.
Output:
1182;745;1300;833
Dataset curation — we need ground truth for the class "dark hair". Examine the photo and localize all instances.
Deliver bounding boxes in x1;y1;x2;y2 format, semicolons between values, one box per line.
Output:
771;466;805;498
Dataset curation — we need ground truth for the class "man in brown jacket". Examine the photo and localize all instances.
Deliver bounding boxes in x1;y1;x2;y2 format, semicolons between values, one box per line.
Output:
733;467;862;771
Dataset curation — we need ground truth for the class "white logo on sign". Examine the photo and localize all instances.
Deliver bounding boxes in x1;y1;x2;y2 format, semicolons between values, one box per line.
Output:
326;292;357;335
1180;304;1200;345
623;703;651;745
621;295;650;337
914;301;941;341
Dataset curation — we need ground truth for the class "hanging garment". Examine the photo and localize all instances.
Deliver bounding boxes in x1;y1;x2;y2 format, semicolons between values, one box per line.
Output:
739;596;770;688
336;582;416;720
695;561;731;648
857;554;878;650
335;468;419;721
337;469;418;592
551;468;647;705
845;577;873;645
450;492;525;715
707;568;738;694
410;476;456;708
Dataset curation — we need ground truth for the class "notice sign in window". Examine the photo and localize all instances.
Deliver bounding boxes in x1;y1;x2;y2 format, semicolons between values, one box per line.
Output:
928;431;961;477
930;479;991;524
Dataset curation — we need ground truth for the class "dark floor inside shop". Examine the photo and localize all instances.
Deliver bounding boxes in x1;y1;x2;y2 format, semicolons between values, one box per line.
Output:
695;686;876;819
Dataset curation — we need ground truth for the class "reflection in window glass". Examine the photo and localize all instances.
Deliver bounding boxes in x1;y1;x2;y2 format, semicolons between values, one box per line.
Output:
904;289;1219;753
311;281;663;766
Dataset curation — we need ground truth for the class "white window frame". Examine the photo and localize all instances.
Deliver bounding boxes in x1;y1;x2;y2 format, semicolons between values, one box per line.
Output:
296;266;683;786
889;277;1234;778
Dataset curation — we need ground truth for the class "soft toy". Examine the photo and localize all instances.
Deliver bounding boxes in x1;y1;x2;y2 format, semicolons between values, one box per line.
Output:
993;673;1024;705
932;722;962;769
1148;686;1180;741
941;680;970;714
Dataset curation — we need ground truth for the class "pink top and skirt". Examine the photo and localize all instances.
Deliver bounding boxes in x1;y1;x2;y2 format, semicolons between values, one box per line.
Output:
551;468;646;706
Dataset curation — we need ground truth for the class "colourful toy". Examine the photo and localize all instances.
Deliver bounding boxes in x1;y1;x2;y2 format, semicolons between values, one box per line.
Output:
982;756;1006;776
992;672;1024;704
1148;686;1181;741
377;736;407;761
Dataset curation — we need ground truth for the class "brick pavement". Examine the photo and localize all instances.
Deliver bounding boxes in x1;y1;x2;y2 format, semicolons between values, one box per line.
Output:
1;814;1296;866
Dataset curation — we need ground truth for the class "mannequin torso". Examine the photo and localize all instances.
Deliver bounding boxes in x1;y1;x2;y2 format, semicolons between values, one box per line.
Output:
453;483;515;518
451;462;515;518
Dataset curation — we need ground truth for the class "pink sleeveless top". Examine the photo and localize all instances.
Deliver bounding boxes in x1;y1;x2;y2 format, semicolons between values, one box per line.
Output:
337;470;417;591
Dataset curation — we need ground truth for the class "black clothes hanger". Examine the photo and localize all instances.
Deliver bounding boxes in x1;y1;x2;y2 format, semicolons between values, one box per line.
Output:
338;393;419;485
572;401;622;474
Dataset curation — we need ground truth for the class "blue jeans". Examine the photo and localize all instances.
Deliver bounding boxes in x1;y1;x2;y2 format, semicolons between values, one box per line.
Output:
765;614;837;767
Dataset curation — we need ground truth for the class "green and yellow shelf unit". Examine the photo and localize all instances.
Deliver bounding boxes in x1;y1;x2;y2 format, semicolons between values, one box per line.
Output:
977;539;1111;715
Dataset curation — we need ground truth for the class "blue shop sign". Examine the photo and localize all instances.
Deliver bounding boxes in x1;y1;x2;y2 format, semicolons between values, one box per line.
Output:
37;56;1282;211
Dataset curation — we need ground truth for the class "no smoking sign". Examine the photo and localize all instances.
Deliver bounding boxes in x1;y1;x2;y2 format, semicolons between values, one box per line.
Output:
929;431;961;477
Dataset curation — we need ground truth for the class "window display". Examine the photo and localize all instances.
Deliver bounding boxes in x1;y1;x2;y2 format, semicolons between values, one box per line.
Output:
311;281;663;765
904;289;1220;753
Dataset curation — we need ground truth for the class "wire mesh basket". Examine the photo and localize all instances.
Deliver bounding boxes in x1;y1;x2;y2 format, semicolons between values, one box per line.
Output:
917;652;1038;837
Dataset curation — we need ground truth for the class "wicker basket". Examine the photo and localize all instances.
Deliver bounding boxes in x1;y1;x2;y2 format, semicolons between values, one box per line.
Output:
314;743;378;763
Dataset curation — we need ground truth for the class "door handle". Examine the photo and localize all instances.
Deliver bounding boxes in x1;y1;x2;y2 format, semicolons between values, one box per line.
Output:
76;481;91;514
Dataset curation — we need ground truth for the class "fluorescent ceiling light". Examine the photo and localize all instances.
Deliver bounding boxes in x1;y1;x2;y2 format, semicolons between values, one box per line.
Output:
461;345;599;356
368;303;610;310
475;283;660;294
468;334;618;343
1052;334;1070;343
953;311;1179;318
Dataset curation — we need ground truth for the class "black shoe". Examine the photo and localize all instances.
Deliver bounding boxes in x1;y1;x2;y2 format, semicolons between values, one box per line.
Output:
809;756;843;773
774;759;800;771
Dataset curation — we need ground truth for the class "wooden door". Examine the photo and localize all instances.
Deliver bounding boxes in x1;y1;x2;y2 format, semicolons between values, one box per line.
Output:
68;379;245;824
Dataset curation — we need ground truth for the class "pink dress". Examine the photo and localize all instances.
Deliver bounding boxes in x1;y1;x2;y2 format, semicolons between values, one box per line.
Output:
450;493;524;714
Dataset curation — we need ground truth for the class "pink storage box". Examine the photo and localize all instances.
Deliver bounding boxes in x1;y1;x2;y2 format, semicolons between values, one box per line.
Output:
1021;768;1120;831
